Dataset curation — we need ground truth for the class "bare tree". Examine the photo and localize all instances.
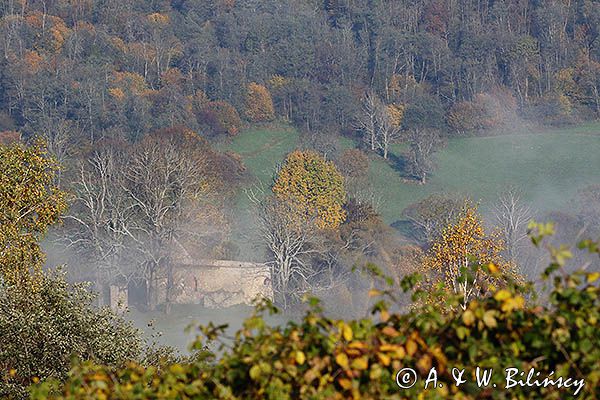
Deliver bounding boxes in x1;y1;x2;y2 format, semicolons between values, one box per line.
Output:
65;131;222;312
40;118;82;184
63;145;137;305
250;195;319;310
355;90;381;152
355;91;402;159
404;127;442;184
493;187;532;263
377;104;402;160
123;132;215;311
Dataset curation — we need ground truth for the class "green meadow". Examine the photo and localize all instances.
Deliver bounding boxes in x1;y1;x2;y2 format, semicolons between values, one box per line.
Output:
224;122;600;226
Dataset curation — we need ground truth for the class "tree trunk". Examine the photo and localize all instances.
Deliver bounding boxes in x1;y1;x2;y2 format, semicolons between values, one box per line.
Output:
164;259;173;315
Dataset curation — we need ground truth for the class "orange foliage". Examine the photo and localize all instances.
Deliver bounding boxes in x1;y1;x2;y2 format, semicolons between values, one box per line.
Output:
24;50;45;74
108;87;125;101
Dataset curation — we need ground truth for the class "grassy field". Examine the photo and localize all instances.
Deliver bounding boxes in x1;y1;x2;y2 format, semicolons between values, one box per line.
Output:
224;122;600;227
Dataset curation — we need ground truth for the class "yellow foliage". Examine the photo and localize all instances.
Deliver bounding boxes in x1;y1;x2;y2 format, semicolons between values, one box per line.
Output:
421;203;522;309
272;150;346;230
245;82;275;122
335;353;349;369
387;103;405;128
147;13;170;25
0;141;67;290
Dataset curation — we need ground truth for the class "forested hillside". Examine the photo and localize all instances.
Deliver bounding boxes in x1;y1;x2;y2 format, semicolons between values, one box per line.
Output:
1;0;600;147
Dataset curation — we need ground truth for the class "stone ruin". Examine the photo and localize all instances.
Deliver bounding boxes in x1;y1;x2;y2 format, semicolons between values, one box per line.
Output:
169;259;273;309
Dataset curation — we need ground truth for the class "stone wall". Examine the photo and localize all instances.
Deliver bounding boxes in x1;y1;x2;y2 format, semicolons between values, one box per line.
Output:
171;260;273;308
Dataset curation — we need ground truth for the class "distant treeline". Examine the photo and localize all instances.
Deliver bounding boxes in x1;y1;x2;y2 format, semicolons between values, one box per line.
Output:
1;0;600;147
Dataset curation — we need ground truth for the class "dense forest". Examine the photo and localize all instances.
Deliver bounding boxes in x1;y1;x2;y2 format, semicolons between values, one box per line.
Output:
1;0;600;143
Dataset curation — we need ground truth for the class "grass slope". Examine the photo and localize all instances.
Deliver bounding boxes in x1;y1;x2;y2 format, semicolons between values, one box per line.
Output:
225;123;600;226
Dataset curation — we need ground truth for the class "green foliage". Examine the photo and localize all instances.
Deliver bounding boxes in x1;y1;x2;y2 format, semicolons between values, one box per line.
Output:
31;237;600;399
0;271;144;399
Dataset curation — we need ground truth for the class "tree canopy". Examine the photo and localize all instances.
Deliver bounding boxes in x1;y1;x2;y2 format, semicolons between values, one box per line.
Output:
273;150;346;230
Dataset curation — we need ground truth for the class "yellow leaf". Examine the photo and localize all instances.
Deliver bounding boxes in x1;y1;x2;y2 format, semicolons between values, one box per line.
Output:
417;354;432;372
380;309;390;322
348;341;367;350
370;366;383;380
588;272;600;283
341;323;353;341
462;310;475;326
368;289;382;297
295;351;306;365
483;310;497;328
335;353;349;369
377;352;391;366
351;356;369;370
249;364;261;380
494;290;512;301
488;263;499;273
338;378;353;390
501;296;525;312
406;340;417;356
382;326;399;337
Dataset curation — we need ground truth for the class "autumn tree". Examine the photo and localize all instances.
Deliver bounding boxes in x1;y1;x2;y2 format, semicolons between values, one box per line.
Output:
273;150;346;230
0;140;67;290
245;82;275;122
421;203;521;310
200;100;242;136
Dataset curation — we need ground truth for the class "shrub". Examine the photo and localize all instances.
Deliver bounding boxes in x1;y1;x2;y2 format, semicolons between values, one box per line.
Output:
0;272;144;399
